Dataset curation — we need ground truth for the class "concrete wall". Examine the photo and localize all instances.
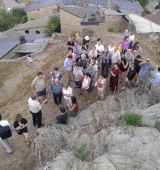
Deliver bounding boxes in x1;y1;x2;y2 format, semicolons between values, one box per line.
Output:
60;9;128;35
27;4;58;20
14;27;45;35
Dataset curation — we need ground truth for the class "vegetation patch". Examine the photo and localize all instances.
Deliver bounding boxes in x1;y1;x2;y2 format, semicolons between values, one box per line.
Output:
122;113;142;127
155;1;160;9
45;16;61;36
72;144;90;161
154;121;160;132
70;30;81;38
0;62;22;88
108;25;120;33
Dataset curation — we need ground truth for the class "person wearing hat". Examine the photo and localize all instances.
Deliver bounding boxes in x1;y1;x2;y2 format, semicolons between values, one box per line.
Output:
82;36;90;50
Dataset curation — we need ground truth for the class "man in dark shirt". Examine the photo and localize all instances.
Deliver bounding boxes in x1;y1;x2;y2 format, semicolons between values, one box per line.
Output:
82;36;90;49
66;37;74;51
56;107;68;124
17;32;26;44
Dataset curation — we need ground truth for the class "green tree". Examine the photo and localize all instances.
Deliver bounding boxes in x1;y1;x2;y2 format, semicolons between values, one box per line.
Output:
45;16;61;36
137;0;148;7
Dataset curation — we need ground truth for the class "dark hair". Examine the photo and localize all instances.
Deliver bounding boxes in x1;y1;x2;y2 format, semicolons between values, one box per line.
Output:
136;55;141;59
38;72;43;76
28;54;31;58
158;67;160;72
59;107;65;113
124;36;128;40
74;41;78;44
115;62;120;68
71;96;77;104
121;57;127;64
85;72;91;77
76;63;80;67
53;67;58;71
100;73;106;78
0;114;2;121
82;46;86;50
16;114;22;121
133;41;139;46
97;38;101;41
68;55;72;59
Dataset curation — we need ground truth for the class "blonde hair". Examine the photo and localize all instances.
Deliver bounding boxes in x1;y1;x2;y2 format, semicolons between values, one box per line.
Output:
64;83;69;89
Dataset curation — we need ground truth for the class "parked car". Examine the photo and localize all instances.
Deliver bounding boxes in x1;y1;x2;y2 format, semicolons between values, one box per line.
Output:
15;0;21;3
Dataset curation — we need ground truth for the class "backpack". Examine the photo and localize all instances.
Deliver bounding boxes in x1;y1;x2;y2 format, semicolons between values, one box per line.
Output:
0;125;12;140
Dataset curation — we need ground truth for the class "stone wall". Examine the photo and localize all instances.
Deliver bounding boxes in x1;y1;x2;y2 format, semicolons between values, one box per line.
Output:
14;27;45;35
60;9;128;36
27;4;58;20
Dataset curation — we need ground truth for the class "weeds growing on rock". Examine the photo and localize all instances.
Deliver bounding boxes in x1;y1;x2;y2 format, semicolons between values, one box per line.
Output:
154;121;160;132
59;137;67;148
72;144;90;161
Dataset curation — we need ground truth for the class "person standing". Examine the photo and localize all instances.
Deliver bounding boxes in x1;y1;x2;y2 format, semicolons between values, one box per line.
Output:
75;33;82;46
56;107;68;124
86;64;97;88
27;54;33;63
136;58;155;95
0;114;13;154
62;83;73;106
51;78;63;106
64;55;73;85
66;37;74;52
50;67;63;82
122;29;130;39
109;63;120;94
111;46;121;65
28;94;47;128
88;46;97;62
124;49;134;64
82;36;90;49
95;40;104;69
14;114;30;147
73;63;83;95
31;72;47;102
101;49;110;77
73;41;82;61
122;36;130;55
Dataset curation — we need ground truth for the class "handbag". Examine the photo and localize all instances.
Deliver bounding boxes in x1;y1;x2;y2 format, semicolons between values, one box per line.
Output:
0;125;12;140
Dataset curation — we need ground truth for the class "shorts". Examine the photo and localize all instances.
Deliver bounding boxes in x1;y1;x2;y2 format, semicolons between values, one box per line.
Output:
75;80;82;89
84;88;90;93
150;79;154;85
126;80;132;86
37;88;47;97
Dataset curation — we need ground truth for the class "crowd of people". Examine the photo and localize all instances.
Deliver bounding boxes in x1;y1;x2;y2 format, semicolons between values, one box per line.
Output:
1;30;160;154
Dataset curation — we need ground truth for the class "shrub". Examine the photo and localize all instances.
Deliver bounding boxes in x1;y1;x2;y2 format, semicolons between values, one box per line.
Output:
154;121;160;132
70;30;81;38
45;16;61;36
122;113;142;127
72;144;90;160
108;25;119;33
59;137;67;147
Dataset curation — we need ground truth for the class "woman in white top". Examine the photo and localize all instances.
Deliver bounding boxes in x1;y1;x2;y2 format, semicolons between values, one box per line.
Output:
88;46;97;63
129;33;135;49
96;73;106;100
82;73;91;103
62;83;73;106
108;42;114;52
27;54;33;63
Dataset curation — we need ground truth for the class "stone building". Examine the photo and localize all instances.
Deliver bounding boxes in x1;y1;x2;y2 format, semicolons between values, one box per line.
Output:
26;0;59;20
14;18;49;35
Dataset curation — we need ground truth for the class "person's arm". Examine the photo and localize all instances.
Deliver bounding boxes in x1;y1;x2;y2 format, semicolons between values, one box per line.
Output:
41;99;47;109
117;52;121;62
123;62;129;69
103;79;107;91
44;77;47;88
150;62;155;71
139;61;145;67
31;83;36;92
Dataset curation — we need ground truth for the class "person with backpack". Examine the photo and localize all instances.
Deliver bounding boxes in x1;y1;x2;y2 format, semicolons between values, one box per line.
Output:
0;114;13;154
68;96;79;117
14;114;30;147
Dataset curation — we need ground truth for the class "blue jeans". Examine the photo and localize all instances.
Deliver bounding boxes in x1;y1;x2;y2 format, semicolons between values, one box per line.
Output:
102;62;109;77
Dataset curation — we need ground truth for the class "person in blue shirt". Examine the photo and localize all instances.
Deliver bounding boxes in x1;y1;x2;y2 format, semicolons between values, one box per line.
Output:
101;49;110;77
64;55;73;85
73;41;82;62
50;67;63;82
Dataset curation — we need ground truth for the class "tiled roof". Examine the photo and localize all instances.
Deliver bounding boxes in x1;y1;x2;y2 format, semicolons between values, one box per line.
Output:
104;9;124;16
59;5;88;18
14;19;49;31
132;1;144;13
118;8;136;21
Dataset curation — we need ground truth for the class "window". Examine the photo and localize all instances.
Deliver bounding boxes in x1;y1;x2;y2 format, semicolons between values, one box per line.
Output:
36;30;40;34
25;30;29;34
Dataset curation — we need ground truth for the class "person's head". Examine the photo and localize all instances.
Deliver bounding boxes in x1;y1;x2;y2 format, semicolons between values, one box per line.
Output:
130;65;135;71
75;63;80;69
81;53;86;60
68;50;72;55
54;78;59;85
104;49;108;53
110;42;114;47
136;55;141;60
114;46;118;51
97;40;102;45
118;42;122;46
85;36;89;41
59;107;65;114
89;63;93;69
53;67;58;73
124;36;129;41
68;37;72;42
75;33;79;38
114;63;119;69
16;114;22;122
31;94;37;100
100;73;106;79
97;38;101;42
84;72;90;78
127;49;131;54
17;32;21;37
92;46;96;51
134;41;139;46
125;29;129;34
63;83;69;90
37;72;43;79
158;67;160;72
74;41;78;46
0;114;2;121
68;55;72;60
146;57;151;65
121;57;127;63
71;96;77;104
28;54;31;58
82;46;86;51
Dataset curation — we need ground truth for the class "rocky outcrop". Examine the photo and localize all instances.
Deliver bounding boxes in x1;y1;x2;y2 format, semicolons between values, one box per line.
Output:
29;89;160;170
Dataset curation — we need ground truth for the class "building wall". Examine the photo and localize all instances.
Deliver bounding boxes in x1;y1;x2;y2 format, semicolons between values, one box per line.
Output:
14;27;45;35
27;4;58;20
60;10;128;35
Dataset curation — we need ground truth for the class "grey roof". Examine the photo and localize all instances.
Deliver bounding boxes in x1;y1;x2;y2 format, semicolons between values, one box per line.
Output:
59;5;88;18
88;0;108;6
88;4;97;17
104;9;124;16
72;2;83;7
132;1;144;13
0;33;46;58
26;0;59;12
14;19;49;31
118;8;136;21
